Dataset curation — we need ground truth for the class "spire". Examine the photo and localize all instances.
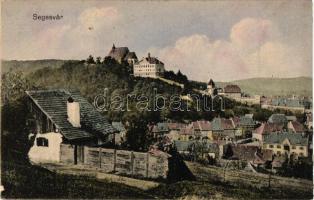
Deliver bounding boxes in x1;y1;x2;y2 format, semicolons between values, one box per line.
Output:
148;52;151;58
208;79;215;87
112;43;116;49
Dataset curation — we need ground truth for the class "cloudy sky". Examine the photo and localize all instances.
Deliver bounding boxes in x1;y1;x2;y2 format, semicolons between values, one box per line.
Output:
2;0;312;81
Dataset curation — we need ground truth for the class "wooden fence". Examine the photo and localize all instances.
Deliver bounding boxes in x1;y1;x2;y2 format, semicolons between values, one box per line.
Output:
60;144;169;179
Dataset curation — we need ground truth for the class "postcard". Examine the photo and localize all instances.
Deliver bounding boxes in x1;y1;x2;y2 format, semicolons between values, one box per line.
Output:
1;0;313;199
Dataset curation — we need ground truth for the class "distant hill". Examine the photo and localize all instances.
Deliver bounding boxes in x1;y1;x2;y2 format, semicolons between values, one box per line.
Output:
217;77;312;97
1;59;69;75
2;60;311;97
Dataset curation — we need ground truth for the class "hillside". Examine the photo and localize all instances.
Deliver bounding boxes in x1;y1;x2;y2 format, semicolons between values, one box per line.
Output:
2;59;68;75
217;77;312;97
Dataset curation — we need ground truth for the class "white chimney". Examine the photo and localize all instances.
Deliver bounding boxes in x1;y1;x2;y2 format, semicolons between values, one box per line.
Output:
67;97;81;128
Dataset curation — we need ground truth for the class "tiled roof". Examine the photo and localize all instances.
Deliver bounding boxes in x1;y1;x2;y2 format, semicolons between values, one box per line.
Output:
232;145;272;163
152;122;169;133
26;89;117;141
224;85;241;93
178;126;194;135
239;116;255;126
263;132;308;146
212;118;235;131
253;122;284;135
137;55;164;65
286;116;297;121
268;114;287;125
208;79;215;87
192;120;211;131
167;122;186;130
124;52;137;60
108;46;129;61
289;121;305;133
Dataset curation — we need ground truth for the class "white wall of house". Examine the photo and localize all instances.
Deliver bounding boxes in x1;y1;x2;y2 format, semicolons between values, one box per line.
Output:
263;139;308;157
133;62;165;78
252;133;263;141
28;132;63;163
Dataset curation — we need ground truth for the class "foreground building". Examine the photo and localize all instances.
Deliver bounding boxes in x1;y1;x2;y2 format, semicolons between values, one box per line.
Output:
263;132;309;158
133;53;165;78
26;89;117;164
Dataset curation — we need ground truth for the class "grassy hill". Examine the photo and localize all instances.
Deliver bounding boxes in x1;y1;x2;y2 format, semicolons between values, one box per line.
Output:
2;59;68;75
217;77;312;97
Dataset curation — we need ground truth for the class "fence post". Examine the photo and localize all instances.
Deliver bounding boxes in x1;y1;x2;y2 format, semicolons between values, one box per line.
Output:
113;149;116;172
131;151;134;175
99;147;101;169
146;153;149;178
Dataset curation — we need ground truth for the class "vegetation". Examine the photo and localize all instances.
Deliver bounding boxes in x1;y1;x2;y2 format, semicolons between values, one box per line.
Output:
1;58;312;198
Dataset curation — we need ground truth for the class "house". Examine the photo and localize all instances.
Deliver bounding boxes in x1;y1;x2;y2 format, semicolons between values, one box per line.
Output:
178;125;194;141
165;122;186;141
191;120;213;140
150;122;169;138
230;144;272;167
223;85;241;98
252;122;284;142
232;116;255;138
305;113;313;130
287;121;305;133
212;118;235;141
174;140;220;159
286;115;297;122
112;121;127;145
133;53;165;78
26;89;117;164
268;114;288;126
107;44;138;65
263;132;309;158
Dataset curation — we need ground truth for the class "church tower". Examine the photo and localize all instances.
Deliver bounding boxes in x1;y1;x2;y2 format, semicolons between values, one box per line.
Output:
207;79;216;96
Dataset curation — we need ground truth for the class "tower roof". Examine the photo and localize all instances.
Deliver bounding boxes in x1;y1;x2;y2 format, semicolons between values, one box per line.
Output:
208;79;215;86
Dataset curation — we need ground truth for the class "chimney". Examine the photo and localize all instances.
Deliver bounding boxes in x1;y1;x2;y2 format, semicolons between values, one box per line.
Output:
67;97;81;128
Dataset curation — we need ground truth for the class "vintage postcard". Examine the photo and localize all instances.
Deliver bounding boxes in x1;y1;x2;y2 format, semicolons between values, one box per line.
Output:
1;0;313;199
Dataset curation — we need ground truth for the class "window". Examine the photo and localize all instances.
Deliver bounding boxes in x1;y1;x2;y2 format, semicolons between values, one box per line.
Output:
292;146;296;149
299;152;304;157
284;145;290;151
299;146;304;150
277;151;281;155
36;137;48;147
277;145;281;149
269;145;274;148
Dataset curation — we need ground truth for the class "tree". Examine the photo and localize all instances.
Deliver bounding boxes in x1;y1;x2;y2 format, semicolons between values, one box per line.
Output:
86;55;95;64
96;57;101;64
124;117;150;151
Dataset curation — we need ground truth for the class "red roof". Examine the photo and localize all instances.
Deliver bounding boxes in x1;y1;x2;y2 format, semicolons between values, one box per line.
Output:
290;121;305;133
167;122;186;130
254;122;284;135
192;120;211;131
222;119;235;129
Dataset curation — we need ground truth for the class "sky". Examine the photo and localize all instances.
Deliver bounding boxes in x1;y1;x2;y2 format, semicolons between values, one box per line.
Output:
1;0;312;81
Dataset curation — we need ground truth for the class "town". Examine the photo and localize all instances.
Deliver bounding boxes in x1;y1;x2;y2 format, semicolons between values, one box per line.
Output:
2;40;313;198
20;44;312;183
